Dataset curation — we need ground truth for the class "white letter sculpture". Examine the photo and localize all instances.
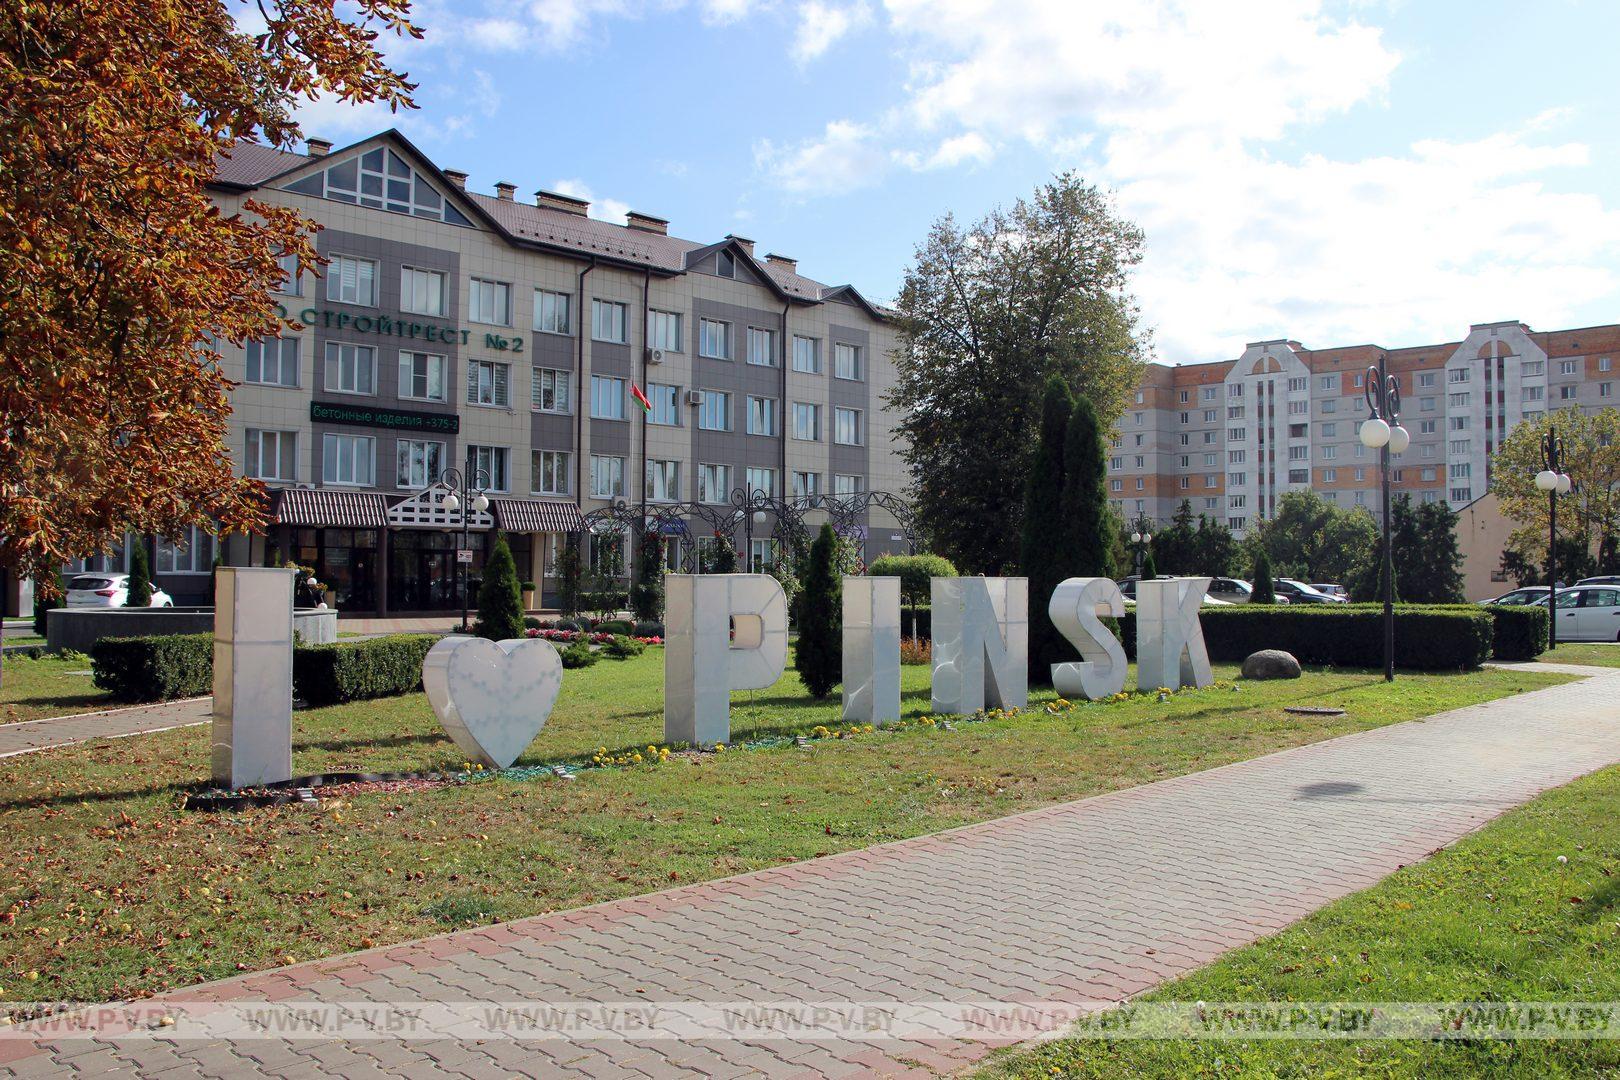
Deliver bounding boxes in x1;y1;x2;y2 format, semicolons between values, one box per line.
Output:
1136;577;1214;691
422;637;563;769
843;576;901;725
930;576;1028;715
212;567;295;789
665;574;788;746
1049;577;1128;700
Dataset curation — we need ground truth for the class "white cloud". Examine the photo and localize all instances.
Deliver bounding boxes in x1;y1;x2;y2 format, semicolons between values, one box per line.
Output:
551;178;632;225
792;0;872;64
465;17;532;50
754;119;894;195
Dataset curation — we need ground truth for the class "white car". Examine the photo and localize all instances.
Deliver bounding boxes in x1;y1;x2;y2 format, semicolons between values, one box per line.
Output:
64;574;174;608
1310;583;1348;599
1535;585;1620;642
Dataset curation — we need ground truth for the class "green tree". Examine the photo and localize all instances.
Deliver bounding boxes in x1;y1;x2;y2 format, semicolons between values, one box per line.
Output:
555;536;584;617
1140;549;1158;580
1153;500;1198;574
1242;490;1377;583
1020;376;1074;682
630;531;664;621
794;523;842;698
1403;497;1466;603
1190;515;1238;577
1349;536;1398;605
125;542;153;607
1492;408;1620;574
474;533;524;641
1058;394;1116;581
869;552;956;638
1250;549;1275;604
888;174;1150;574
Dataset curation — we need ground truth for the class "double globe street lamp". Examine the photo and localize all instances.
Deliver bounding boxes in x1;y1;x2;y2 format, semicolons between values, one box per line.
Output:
1536;428;1573;647
1360;354;1410;683
438;466;491;634
1130;529;1153;577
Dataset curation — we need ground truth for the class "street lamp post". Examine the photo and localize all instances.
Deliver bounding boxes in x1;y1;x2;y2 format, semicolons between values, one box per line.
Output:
1536;428;1573;648
437;466;490;634
1130;529;1153;577
1359;353;1410;683
733;486;773;572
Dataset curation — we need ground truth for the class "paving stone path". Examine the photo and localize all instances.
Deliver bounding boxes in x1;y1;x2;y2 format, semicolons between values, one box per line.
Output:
4;670;1620;1078
0;698;210;758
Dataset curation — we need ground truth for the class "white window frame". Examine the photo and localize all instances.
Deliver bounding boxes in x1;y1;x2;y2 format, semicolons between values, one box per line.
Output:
698;463;732;504
534;290;572;335
793;335;821;374
323;342;376;396
747;396;779;437
466;359;511;408
698;390;731;431
468;445;509;493
793;402;821;441
325;254;377;307
744;466;777;499
833;406;863;446
647;382;680;426
646;459;681;502
532;367;572;413
592;299;628;343
400;266;446;317
793;470;820;499
469;277;512;327
699;319;731;360
834;343;863;380
245;337;300;387
648;309;682;352
322;432;376;487
591;375;626;420
245;429;294;482
747;327;777;367
589;454;625;499
155;526;215;575
532;449;572;496
398;350;447;403
395;438;444;489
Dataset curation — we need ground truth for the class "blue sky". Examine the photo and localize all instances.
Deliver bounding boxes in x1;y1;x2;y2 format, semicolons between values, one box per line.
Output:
291;0;1620;362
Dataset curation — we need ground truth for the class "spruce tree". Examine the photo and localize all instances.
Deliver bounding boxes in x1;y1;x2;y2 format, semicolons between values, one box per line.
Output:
1250;549;1275;604
125;541;153;607
1058;394;1116;581
1140;549;1158;580
794;523;841;698
630;530;664;621
474;532;525;641
556;536;583;616
712;539;737;573
1020;376;1074;684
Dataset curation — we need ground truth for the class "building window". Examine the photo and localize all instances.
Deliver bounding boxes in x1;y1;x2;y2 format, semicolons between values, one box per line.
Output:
1134;455;1145;468
1421;467;1437;481
591;299;628;343
1450;439;1471;454
469;278;512;326
1522;360;1544;376
646;382;679;426
323;342;376;395
646;459;680;502
533;450;572;496
155;526;215;574
747;396;779;437
1229;495;1246;509
698;463;731;504
399;351;446;402
1228;517;1246;530
1287;400;1307;415
745;466;777;498
1228;383;1243;398
1228;472;1244;485
1560;360;1578;376
648;310;682;352
1560;385;1578;400
1179;412;1190;424
1603;383;1613;398
326;255;377;306
699;318;731;359
1203;409;1218;422
1227;405;1245;420
1287;445;1308;461
747;327;777;367
793;471;820;498
1524;385;1544;402
749;538;776;573
1321;399;1337;414
834;407;863;446
1204;475;1216;488
1449;415;1470;431
290;147;473;226
1110;479;1123;492
793;402;821;440
322;433;375;486
534;290;572;335
1228;427;1245;442
1202;386;1218;401
468;445;509;492
588;375;626;420
1204;453;1217;466
1135;391;1145;404
1419;419;1436;433
1290;423;1309;438
1452;462;1472;478
1420;397;1436;411
1110;456;1123;470
698;390;731;431
1354;467;1366;482
1448;392;1470;407
395;439;444;488
1203;497;1218;510
1418;372;1436;387
1180;476;1191;489
1135;477;1145;490
1178;390;1189;403
1322;468;1336;482
245;337;300;387
589;454;625;498
834;343;863;380
400;266;446;317
245;429;294;481
466;359;511;407
1421;444;1436;457
1287;377;1307;393
1229;449;1246;463
833;474;864;498
1449;367;1470;383
532;367;572;413
793;335;821;374
1451;487;1472;502
1323;445;1337;460
717;250;737;278
1320;375;1335;391
276;253;302;297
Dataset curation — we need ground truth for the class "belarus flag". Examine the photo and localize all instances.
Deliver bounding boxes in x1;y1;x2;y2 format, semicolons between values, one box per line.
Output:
631;382;653;414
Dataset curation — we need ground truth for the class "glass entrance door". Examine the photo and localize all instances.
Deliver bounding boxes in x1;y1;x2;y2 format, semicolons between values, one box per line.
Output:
388;530;463;611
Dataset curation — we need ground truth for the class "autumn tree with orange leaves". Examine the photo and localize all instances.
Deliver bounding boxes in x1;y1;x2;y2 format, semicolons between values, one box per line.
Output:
0;0;419;590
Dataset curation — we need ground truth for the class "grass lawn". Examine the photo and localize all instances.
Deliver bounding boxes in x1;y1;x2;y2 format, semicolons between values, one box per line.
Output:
0;653;1570;1004
0;654;115;724
977;763;1620;1080
1541;643;1620;669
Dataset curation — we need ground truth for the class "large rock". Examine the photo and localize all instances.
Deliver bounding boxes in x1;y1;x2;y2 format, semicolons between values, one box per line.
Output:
1242;649;1301;680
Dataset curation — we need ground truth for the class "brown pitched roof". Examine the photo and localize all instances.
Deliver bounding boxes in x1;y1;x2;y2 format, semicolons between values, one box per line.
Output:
211;141;310;188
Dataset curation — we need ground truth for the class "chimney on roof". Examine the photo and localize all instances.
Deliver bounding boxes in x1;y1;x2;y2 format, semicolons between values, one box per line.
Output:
725;234;755;257
535;190;590;216
626;211;669;235
305;137;332;157
494;181;517;201
765;253;797;272
443;169;468;191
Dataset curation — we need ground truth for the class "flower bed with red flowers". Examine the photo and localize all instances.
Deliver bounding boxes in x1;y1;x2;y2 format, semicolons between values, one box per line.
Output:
524;628;663;646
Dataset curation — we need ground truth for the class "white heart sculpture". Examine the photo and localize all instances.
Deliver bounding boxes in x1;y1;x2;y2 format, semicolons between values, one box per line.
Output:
421;637;563;769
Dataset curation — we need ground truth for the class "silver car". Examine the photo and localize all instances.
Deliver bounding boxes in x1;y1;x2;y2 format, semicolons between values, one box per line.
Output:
64;574;174;608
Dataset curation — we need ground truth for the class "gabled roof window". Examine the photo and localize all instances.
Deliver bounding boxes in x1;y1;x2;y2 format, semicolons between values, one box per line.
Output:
284;147;473;227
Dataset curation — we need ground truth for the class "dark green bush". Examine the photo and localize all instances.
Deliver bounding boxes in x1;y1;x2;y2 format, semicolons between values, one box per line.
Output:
92;633;213;702
560;641;597;668
632;619;664;638
523;616;543;630
1482;604;1548;660
596;619;634;636
1116;604;1492;670
292;634;438;707
603;635;645;659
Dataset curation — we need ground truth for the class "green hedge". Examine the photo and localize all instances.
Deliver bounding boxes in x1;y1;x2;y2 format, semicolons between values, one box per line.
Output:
1116;604;1493;670
92;633;213;702
293;634;439;707
1483;604;1548;660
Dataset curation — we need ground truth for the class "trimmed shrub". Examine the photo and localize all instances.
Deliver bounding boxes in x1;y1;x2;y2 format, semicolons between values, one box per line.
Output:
474;533;525;641
1484;604;1549;660
632;619;664;638
603;635;645;659
126;543;153;608
560;641;598;668
523;616;544;630
1250;550;1275;604
868;554;955;639
32;579;55;636
293;634;439;707
596;619;634;636
1116;604;1492;670
795;522;842;698
630;531;664;622
92;633;212;702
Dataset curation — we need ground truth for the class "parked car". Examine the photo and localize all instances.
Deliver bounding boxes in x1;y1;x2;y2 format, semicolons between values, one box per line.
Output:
1206;577;1252;603
1273;579;1345;604
1117;576;1232;607
1310;583;1348;599
1483;587;1556;606
1533;585;1620;642
1577;575;1620;587
64;574;174;608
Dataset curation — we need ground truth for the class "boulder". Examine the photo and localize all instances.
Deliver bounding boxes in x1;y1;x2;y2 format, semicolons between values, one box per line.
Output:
1242;649;1301;680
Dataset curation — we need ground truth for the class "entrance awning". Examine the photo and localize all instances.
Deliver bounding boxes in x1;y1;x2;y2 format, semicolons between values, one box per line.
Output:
491;498;585;534
270;488;389;529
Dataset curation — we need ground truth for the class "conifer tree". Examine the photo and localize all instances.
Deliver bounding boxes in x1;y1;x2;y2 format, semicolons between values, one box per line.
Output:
795;523;842;698
630;531;665;621
1020;376;1074;683
125;542;153;607
474;533;525;641
1058;393;1117;582
1250;549;1276;604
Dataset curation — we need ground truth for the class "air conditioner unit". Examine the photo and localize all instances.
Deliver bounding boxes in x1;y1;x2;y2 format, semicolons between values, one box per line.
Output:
685;390;704;406
646;348;665;365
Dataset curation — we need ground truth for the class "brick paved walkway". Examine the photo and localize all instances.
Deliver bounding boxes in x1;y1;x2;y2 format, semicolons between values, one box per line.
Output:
4;670;1620;1078
0;698;210;759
